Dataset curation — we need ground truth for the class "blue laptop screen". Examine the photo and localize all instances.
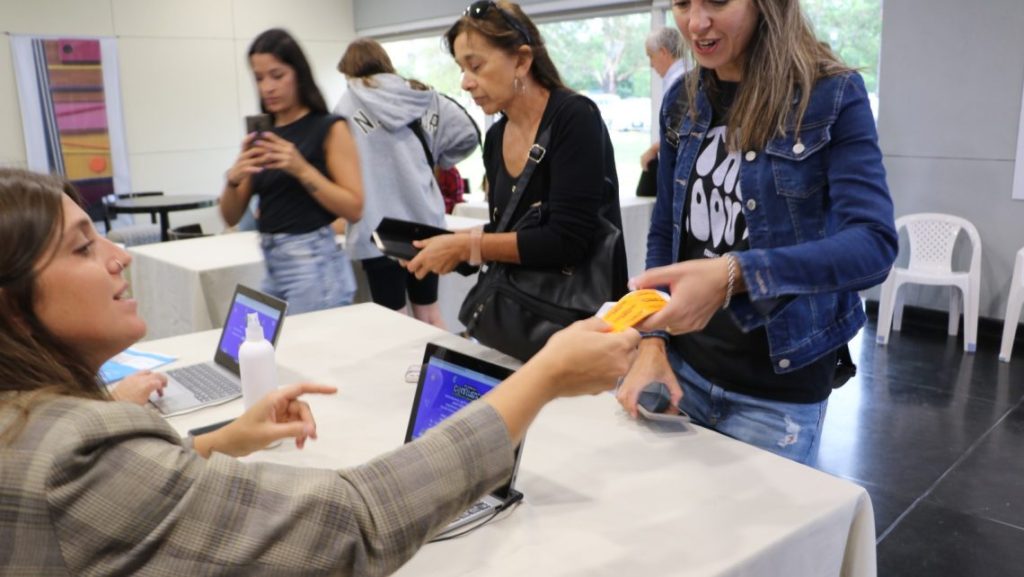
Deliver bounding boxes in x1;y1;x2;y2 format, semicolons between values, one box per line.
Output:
218;293;284;362
409;357;501;440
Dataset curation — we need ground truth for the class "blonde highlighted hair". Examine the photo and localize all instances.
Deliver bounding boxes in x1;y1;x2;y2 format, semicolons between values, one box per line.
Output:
683;0;852;151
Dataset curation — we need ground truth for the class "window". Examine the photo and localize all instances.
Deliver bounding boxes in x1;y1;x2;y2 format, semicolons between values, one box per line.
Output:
798;0;884;118
538;12;652;198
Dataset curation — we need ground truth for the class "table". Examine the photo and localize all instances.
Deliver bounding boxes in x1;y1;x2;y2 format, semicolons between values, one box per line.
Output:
140;304;876;577
128;215;487;340
107;194;219;241
452;195;657;278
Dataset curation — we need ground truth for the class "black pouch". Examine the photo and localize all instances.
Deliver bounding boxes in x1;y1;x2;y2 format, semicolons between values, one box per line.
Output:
636;158;658;197
832;344;857;388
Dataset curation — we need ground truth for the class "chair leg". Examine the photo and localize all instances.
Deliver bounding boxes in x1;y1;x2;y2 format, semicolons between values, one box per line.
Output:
1000;278;1024;362
964;284;979;354
876;275;899;345
893;288;905;332
948;287;962;337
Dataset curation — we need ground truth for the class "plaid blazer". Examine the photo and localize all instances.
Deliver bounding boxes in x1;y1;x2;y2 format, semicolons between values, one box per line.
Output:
0;395;513;576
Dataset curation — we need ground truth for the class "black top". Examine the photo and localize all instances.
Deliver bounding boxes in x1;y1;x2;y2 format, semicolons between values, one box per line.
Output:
483;90;621;267
252;113;345;234
672;82;835;404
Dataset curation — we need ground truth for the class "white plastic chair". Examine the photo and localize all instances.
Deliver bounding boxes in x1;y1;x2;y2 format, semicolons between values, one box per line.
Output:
876;213;981;353
999;247;1024;362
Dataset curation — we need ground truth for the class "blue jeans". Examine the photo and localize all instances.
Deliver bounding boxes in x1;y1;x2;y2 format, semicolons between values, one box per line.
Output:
260;226;356;315
668;348;828;465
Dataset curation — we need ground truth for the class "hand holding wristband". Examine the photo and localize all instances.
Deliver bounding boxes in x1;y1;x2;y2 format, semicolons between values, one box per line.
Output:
469;227;483;266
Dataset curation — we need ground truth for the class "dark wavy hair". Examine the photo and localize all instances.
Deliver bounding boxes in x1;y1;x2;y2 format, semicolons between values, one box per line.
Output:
248;28;328;116
0;169;106;443
443;1;565;92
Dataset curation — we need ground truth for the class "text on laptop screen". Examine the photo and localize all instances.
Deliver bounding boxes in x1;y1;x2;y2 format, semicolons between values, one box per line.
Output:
410;357;501;440
218;293;284;362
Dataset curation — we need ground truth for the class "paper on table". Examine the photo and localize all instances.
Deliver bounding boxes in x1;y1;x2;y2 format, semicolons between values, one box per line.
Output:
99;349;176;384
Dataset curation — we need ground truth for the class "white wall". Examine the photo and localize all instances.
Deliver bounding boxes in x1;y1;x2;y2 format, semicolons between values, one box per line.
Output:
0;0;356;231
875;0;1024;321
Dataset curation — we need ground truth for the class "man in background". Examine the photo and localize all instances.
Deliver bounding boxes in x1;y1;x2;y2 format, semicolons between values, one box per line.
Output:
640;27;687;172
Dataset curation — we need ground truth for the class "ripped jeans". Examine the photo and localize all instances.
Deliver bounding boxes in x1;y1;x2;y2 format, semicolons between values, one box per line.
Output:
670;351;828;465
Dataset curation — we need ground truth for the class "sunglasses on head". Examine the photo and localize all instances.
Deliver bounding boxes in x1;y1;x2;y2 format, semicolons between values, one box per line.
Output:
465;0;533;46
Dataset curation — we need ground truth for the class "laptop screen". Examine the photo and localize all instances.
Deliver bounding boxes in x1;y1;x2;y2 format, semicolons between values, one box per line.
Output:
405;343;521;500
409;356;501;440
213;285;288;374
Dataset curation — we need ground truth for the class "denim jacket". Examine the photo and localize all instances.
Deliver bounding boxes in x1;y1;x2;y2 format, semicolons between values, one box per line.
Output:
648;70;897;373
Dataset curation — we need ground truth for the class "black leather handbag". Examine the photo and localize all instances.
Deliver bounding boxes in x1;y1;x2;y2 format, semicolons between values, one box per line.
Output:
458;98;627;361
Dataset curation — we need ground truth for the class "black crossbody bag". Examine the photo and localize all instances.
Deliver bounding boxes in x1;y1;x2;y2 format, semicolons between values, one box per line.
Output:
458;98;627;361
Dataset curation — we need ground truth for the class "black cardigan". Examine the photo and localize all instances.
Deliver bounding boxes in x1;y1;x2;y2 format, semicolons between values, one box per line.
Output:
483;90;621;267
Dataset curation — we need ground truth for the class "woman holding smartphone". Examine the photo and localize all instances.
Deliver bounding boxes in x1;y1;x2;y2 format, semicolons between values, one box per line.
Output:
221;28;363;314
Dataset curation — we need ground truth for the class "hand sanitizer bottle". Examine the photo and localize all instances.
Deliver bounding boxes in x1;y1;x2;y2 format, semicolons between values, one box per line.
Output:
239;312;278;410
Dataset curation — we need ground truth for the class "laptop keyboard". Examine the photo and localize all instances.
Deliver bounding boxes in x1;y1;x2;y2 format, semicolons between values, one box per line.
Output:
167;364;241;402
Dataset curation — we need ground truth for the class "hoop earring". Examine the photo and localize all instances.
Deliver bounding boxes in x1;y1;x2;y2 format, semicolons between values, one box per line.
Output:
513;76;526;95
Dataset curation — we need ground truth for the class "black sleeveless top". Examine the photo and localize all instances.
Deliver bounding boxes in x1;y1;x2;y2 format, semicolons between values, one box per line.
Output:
252;113;344;234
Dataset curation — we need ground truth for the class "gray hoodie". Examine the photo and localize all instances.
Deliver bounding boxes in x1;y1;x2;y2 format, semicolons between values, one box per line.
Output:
334;73;480;261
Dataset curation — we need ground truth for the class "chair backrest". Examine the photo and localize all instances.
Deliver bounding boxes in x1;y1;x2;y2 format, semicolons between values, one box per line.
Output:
896;212;981;274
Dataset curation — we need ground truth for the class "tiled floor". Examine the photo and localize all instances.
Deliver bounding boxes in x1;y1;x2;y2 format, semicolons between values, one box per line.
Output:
814;317;1024;574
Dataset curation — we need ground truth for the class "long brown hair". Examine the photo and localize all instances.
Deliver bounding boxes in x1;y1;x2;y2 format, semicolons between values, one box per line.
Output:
338;37;429;91
684;0;852;151
0;169;106;443
444;0;566;92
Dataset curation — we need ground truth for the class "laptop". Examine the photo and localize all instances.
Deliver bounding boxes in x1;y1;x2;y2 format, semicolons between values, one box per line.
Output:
152;284;288;417
405;343;525;537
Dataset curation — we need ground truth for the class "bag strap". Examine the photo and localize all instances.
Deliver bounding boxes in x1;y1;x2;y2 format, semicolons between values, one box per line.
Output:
495;134;549;233
408;119;435;169
494;94;581;233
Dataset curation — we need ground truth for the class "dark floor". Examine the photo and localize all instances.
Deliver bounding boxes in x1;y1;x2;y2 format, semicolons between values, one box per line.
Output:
814;316;1024;575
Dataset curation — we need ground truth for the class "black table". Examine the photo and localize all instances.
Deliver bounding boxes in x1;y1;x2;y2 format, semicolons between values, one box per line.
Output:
106;194;218;242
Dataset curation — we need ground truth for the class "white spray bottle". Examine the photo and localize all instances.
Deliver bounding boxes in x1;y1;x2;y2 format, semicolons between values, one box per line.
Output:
239;312;278;410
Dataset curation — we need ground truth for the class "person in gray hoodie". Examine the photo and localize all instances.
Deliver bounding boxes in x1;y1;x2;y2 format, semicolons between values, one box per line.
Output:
334;38;480;328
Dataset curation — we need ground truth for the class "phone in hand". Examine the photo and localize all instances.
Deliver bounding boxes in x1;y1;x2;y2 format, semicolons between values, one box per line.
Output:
637;381;691;423
245;113;273;135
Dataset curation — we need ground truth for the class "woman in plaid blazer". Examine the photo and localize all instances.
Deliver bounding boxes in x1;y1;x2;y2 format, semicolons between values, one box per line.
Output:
0;168;639;576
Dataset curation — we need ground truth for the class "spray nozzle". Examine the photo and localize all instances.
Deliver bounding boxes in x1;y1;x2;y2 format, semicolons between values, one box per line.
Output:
245;312;264;342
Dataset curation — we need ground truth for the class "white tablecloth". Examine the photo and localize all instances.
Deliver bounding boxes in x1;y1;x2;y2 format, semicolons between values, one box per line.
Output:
144;304;876;577
452;195;656;278
129;215;487;340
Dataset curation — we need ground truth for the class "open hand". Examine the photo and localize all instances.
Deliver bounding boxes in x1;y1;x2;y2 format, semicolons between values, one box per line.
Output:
200;383;338;457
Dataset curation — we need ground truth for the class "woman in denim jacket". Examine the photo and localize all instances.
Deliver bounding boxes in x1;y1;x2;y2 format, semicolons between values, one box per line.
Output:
617;0;897;465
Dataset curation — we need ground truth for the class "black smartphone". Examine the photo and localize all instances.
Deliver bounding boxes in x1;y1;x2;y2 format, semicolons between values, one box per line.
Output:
638;382;671;413
245;113;273;135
